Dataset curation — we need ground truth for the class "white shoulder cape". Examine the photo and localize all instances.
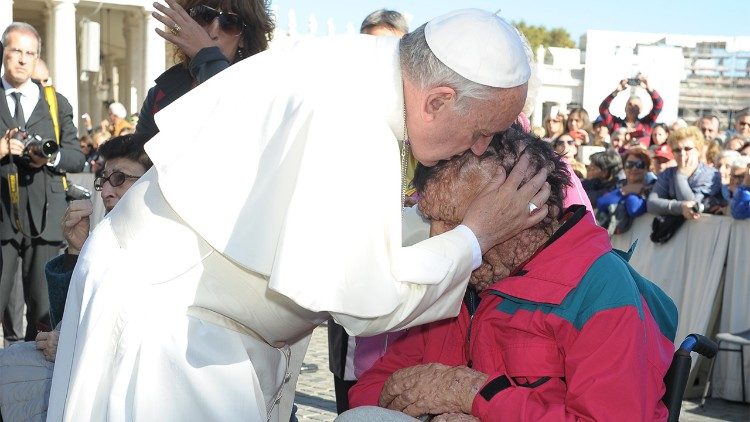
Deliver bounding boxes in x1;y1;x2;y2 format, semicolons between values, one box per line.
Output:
146;35;472;319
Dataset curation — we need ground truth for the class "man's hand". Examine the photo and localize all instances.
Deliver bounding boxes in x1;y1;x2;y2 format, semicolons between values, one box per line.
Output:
379;363;488;417
0;129;11;159
2;128;26;159
461;153;551;253
35;329;60;362
27;150;50;168
63;199;94;255
617;79;628;92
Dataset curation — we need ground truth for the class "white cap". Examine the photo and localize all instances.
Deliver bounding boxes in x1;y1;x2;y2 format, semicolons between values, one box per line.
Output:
108;102;127;119
424;9;531;88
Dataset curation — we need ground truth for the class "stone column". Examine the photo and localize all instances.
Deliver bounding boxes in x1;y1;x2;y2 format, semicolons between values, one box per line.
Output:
49;0;80;117
0;0;13;35
143;6;166;93
124;11;145;115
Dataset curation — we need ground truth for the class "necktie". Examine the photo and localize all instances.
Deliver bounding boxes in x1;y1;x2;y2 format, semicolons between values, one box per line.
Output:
11;91;25;129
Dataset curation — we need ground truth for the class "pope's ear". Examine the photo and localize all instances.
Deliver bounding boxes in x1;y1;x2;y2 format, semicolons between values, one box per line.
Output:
423;86;456;121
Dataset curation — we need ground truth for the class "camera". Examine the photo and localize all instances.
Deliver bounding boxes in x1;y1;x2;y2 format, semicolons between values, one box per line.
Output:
627;77;640;86
691;202;705;214
13;130;59;160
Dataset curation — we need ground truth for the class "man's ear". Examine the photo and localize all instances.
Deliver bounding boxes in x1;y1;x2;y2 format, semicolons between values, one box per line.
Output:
422;86;456;122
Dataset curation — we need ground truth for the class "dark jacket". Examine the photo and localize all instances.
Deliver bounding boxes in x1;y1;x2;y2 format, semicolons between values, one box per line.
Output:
135;47;230;137
0;81;85;242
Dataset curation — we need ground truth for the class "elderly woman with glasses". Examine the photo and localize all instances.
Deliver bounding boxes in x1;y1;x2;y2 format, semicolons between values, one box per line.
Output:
0;134;152;421
136;0;274;137
647;127;721;220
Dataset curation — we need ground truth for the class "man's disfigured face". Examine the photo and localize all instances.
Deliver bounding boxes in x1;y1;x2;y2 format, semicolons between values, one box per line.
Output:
407;84;527;167
418;147;553;290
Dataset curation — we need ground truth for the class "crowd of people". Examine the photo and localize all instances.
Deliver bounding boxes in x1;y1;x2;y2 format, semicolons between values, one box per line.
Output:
0;1;747;421
541;75;750;233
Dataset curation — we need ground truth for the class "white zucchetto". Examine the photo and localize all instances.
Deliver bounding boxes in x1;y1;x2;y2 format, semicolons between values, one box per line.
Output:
424;9;531;88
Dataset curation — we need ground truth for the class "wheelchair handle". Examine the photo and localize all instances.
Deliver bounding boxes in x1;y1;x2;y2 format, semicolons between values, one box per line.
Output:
679;334;718;358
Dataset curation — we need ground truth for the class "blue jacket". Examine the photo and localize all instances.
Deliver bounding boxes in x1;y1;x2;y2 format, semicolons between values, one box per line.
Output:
731;186;750;219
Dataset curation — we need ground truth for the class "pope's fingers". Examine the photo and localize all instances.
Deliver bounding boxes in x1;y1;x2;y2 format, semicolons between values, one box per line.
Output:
518;167;549;202
503;153;531;191
527;181;551;213
525;204;549;228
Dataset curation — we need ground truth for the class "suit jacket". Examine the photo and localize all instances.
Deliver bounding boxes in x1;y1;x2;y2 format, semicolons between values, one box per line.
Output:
0;80;85;242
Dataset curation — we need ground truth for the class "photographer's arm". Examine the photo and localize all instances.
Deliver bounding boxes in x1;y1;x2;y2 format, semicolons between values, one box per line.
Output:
640;77;663;126
598;80;627;131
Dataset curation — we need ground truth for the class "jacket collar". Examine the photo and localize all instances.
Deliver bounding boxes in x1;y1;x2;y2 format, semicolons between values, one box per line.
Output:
488;206;612;305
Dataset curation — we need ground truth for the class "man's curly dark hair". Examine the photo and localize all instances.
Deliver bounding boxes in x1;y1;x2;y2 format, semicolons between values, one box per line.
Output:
413;126;571;224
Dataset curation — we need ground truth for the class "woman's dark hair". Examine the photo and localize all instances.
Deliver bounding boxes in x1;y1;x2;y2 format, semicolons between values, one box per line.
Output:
174;0;274;65
413;126;571;223
98;133;153;170
650;123;669;144
588;149;623;182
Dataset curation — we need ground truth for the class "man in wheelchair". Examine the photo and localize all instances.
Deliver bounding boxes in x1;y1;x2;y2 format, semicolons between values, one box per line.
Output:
345;128;678;421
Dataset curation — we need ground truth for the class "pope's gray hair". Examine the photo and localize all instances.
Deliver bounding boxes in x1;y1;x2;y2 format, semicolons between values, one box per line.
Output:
399;24;496;115
2;22;42;54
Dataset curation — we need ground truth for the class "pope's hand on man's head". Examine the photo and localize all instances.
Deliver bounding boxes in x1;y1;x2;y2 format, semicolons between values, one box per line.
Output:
461;153;551;254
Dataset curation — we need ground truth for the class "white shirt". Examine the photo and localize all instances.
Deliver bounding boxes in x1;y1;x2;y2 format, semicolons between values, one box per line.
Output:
2;76;40;125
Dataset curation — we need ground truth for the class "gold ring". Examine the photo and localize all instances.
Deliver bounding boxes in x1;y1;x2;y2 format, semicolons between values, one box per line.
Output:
170;23;181;35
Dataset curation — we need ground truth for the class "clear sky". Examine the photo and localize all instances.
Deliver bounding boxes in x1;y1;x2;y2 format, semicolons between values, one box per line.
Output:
269;0;749;42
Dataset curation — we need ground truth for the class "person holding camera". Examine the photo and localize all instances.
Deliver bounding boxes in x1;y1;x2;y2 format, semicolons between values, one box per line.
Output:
0;22;85;343
647;127;721;221
598;75;663;148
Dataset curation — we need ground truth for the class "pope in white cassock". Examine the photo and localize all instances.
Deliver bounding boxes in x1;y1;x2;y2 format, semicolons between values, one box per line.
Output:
47;9;551;422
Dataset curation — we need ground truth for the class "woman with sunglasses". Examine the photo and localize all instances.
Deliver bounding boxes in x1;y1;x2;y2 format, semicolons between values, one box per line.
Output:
136;0;274;137
553;134;586;179
595;148;654;234
647;127;722;220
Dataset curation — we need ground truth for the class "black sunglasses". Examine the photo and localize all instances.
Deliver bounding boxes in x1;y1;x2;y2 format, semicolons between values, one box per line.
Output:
189;5;246;36
625;160;646;170
94;171;140;191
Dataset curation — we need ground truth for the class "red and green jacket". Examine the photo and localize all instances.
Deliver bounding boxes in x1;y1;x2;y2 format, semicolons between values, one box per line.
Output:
350;208;677;421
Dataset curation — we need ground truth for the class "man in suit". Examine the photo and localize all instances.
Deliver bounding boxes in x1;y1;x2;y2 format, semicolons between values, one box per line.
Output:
0;22;84;342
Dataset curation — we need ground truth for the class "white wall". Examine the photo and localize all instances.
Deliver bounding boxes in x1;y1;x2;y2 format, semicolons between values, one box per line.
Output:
582;30;683;125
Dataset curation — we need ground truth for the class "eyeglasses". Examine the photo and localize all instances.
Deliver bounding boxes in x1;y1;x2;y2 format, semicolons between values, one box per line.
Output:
672;146;695;154
625;160;646;170
554;139;576;147
94;171;140;191
189;5;246;36
738;121;750;127
6;48;39;60
731;174;746;182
